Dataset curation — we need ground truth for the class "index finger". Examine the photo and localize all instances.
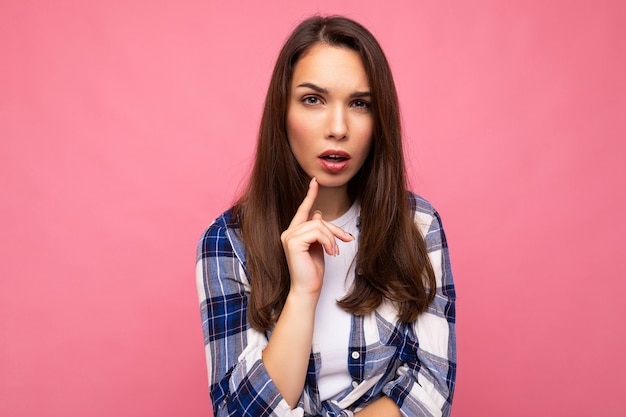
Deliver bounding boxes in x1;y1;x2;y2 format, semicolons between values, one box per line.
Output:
288;177;318;227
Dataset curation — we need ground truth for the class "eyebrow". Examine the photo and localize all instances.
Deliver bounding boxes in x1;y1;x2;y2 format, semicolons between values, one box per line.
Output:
296;82;371;98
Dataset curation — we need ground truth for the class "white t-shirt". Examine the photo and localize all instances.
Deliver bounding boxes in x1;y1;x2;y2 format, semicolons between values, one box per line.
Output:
312;200;360;401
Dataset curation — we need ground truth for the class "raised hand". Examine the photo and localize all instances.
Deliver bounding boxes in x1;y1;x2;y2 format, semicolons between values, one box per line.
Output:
280;177;354;298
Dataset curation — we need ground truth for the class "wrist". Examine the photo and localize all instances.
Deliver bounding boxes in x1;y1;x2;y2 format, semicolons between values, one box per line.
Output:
285;289;319;312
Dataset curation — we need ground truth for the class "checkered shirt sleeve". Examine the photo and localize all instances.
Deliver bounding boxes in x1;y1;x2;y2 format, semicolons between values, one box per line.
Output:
381;194;456;416
196;211;305;416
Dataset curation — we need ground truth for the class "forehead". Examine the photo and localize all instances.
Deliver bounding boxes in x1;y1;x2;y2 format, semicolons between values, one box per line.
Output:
291;44;369;88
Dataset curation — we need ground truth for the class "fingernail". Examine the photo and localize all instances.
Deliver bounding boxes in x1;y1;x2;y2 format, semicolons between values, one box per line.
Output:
309;177;316;188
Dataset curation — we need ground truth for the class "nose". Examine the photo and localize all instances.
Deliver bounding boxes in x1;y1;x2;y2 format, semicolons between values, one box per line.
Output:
325;104;348;140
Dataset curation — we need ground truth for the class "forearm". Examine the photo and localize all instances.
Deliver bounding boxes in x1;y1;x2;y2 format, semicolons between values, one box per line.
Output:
354;396;402;417
262;292;317;408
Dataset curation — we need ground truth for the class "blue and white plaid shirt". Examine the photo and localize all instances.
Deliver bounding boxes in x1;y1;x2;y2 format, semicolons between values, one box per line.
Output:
196;193;456;417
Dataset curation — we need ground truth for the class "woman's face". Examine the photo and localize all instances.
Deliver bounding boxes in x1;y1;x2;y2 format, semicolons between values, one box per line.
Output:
286;43;373;191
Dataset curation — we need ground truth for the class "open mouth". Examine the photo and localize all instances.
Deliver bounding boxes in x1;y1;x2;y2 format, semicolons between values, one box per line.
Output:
321;155;348;162
319;150;350;160
318;151;351;173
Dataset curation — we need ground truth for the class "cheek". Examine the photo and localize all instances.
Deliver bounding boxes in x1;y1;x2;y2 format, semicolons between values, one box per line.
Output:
285;115;296;149
365;137;374;156
286;112;312;149
359;141;373;166
357;122;374;158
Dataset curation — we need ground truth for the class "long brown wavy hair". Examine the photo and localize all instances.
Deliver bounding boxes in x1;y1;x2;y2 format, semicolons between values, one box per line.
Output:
232;15;436;332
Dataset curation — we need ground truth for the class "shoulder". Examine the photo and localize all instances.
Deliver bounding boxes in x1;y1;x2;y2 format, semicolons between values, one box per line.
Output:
196;207;242;261
407;192;450;259
407;191;442;232
408;191;436;216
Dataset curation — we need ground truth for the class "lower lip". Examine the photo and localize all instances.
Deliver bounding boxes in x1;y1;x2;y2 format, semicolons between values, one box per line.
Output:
318;157;350;173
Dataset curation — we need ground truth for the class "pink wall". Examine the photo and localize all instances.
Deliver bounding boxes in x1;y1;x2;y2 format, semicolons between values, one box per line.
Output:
1;1;624;416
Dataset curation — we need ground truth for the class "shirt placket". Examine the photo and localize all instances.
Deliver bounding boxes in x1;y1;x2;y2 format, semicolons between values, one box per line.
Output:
347;314;366;386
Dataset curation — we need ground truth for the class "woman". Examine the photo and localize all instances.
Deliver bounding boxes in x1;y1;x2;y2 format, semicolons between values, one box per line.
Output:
196;15;455;417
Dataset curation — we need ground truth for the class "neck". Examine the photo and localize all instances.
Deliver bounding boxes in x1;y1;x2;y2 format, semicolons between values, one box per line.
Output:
311;184;352;221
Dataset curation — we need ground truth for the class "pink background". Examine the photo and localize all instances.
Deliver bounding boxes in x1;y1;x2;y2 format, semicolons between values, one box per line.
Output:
1;1;625;416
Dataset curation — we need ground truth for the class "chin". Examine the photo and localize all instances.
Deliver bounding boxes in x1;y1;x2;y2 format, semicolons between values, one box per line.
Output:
316;175;352;189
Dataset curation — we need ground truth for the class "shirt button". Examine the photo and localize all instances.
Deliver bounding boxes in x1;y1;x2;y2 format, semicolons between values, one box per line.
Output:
351;351;360;360
352;380;359;388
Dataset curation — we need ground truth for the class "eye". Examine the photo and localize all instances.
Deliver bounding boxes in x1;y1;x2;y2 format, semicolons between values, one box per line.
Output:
301;96;322;106
351;99;371;111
